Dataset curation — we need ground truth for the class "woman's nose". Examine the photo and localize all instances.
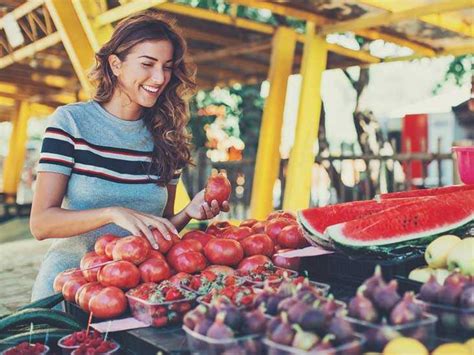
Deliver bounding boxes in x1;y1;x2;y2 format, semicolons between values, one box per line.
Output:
151;67;165;85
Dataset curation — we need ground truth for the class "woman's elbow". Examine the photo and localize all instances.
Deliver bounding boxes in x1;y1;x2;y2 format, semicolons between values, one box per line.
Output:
30;215;47;241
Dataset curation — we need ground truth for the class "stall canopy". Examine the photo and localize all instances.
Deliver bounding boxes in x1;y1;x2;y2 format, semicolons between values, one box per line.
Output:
0;0;472;217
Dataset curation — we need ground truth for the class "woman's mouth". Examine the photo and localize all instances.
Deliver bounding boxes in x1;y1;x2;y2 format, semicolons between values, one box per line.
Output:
141;85;160;94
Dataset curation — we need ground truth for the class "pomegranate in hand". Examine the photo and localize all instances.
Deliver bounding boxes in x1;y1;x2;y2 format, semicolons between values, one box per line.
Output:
204;174;231;206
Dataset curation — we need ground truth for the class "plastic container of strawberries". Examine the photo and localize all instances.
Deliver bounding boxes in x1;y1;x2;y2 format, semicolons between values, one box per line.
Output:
70;342;120;355
416;298;474;341
183;325;263;355
1;344;49;355
126;285;197;327
344;312;437;352
262;334;365;355
235;267;299;288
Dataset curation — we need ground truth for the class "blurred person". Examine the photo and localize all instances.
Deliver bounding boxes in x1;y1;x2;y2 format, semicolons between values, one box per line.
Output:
30;10;229;300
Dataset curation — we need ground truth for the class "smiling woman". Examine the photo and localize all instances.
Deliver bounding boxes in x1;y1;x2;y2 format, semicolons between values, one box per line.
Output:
29;9;230;301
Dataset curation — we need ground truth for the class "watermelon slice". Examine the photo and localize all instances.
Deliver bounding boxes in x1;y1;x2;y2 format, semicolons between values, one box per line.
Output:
327;191;474;255
298;198;418;248
378;184;474;200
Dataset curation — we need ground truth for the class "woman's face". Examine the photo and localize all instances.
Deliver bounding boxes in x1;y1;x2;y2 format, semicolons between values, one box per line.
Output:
110;40;174;109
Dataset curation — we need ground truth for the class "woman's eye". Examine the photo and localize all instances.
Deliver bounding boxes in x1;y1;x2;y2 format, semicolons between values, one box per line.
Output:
141;63;153;67
164;67;173;71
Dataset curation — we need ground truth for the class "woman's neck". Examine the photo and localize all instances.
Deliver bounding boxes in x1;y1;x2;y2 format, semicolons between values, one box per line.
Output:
101;91;143;121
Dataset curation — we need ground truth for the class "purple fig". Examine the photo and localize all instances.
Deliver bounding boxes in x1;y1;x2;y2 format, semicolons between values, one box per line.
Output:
288;300;311;324
373;280;401;314
266;294;286;316
310;334;336;355
243;339;263;355
206;312;234;339
299;307;327;334
266;316;280;335
327;317;354;344
348;288;379;323
389;292;423;325
419;274;442;303
277;296;299;313
183;305;207;330
194;317;213;335
362;265;386;300
460;285;474;308
208;296;232;319
291;324;319;351
438;277;465;306
444;271;470;287
321;295;342;318
277;280;295;297
268;312;295;346
365;324;401;352
242;307;267;334
222;304;243;331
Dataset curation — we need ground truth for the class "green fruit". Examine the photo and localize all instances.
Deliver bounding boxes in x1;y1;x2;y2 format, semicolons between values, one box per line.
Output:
409;267;434;283
425;235;461;268
447;238;474;276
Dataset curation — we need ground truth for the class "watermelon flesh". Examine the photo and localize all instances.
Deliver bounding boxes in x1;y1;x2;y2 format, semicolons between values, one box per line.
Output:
378;184;474;200
327;190;474;255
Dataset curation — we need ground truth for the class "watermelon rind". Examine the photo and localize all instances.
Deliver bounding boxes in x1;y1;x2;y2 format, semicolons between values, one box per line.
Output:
378;184;474;200
299;220;334;249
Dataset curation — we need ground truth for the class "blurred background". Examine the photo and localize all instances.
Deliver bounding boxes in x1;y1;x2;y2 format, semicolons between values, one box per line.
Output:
0;0;472;313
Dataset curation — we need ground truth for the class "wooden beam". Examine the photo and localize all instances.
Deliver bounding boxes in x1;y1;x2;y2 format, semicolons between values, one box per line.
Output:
193;40;272;63
0;32;61;69
320;0;473;35
0;0;44;29
250;27;296;219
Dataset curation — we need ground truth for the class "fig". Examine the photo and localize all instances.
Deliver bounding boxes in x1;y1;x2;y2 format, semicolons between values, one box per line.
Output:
208;296;232;319
243;339;263;355
183;305;207;330
444;271;470;287
459;285;474;308
266;316;281;335
365;324;401;352
242;307;267;334
438;276;465;306
194;317;213;335
372;279;401;314
266;294;287;316
327;317;354;344
419;274;442;303
291;324;319;351
276;280;295;298
206;312;234;339
321;295;341;318
362;265;386;300
277;296;299;313
299;307;327;334
310;334;336;355
288;300;311;324
389;292;423;325
222;304;243;331
348;288;379;323
268;312;295;346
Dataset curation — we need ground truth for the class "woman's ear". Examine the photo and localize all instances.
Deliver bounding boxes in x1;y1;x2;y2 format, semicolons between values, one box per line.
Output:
108;54;122;76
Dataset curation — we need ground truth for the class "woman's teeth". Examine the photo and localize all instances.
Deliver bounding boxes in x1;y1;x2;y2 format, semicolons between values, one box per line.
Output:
142;85;159;93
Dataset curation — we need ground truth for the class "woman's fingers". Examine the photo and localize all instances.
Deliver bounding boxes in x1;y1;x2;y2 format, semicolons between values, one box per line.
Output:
136;219;159;249
221;201;230;212
201;203;214;219
210;200;220;215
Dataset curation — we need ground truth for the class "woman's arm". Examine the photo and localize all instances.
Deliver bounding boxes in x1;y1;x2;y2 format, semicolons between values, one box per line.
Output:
30;172;177;248
164;184;229;232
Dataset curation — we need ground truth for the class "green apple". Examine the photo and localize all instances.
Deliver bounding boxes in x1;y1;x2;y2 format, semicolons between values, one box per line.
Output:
447;237;474;276
409;267;434;283
425;234;461;268
434;268;450;285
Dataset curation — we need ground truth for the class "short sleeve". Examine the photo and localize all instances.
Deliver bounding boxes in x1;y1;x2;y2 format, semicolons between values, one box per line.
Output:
168;168;182;185
37;107;76;176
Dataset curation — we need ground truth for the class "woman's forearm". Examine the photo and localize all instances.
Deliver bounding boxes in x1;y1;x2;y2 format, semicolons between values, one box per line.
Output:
167;209;192;232
30;207;113;240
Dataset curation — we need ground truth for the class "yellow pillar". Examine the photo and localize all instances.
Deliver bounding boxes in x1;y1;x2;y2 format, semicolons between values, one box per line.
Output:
250;27;297;220
175;179;191;214
45;0;95;95
2;101;30;198
283;23;328;211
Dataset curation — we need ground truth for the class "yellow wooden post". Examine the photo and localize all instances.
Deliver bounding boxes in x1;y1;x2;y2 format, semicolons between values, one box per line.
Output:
175;179;191;214
250;27;296;220
283;23;328;211
2;101;30;199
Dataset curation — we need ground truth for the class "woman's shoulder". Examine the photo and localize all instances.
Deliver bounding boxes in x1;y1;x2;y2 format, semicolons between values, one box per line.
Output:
48;101;96;130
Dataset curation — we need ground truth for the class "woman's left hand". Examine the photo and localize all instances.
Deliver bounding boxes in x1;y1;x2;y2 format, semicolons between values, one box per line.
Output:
184;190;230;220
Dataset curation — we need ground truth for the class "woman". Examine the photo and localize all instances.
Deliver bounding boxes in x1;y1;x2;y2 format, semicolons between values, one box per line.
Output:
30;10;228;300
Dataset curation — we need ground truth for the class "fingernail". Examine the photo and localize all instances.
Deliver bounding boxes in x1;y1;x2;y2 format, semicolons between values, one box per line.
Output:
153;244;159;249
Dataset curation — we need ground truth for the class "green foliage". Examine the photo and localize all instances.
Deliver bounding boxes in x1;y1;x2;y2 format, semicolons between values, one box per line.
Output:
434;55;472;94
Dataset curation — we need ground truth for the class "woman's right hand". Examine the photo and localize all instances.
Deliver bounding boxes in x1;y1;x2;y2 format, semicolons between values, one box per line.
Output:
107;207;178;250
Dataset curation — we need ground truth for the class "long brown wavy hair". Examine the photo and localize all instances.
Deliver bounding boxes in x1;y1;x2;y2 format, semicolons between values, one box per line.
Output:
89;9;196;185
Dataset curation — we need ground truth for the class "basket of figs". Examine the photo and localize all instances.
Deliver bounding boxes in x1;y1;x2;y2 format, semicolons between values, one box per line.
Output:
182;299;267;355
344;266;437;352
417;272;473;341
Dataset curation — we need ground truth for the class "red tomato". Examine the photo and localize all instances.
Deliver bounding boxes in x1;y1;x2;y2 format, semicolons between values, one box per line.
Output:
206;221;232;237
82;255;110;282
222;226;253;242
89;286;127;319
139;258;171;283
112;235;150;265
272;249;301;271
238;255;272;274
240;234;274;257
62;277;87;302
76;282;104;312
53;268;83;293
182;230;215;248
204;265;235;276
171;233;182;245
168;272;192;286
80;252;98;269
267;210;297;221
277;225;306;249
265;218;297;241
171;251;207;274
148;250;167;263
204;174;231;206
204;239;244;266
240;219;258;228
251;221;267;234
98;260;140;289
167;239;203;266
150;229;174;254
94;234;120;256
105;240;118;259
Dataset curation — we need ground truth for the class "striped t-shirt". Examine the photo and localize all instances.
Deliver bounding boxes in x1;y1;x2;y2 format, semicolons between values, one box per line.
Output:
32;100;181;300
